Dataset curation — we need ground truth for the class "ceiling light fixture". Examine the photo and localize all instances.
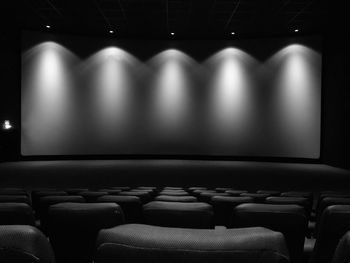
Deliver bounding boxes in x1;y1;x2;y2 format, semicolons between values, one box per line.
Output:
109;30;114;34
231;32;235;35
46;25;51;29
294;29;299;32
170;32;175;36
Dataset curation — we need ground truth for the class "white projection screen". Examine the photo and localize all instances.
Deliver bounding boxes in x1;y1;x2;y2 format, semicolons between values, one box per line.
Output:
21;32;322;158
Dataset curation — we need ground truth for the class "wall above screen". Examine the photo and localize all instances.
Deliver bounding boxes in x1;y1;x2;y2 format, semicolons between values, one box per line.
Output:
21;31;322;158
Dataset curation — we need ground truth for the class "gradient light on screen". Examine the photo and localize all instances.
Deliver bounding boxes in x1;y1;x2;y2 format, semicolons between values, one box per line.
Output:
21;35;322;158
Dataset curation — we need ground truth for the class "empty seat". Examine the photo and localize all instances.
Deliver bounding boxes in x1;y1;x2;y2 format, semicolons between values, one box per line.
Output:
192;189;215;197
0;203;35;226
110;186;131;191
163;187;184;190
332;231;350;263
0;225;55;263
0;195;31;205
232;203;307;263
311;205;350;263
48;202;125;263
98;189;122;195
38;195;86;232
265;196;312;217
143;201;214;229
119;191;152;203
79;191;108;202
215;187;233;193
95;224;290;263
240;193;270;203
97;195;143;223
32;190;68;211
281;191;313;203
65;188;89;195
211;196;254;227
225;190;248;196
188;187;207;193
198;192;230;203
155;195;197;202
0;189;27;196
131;189;157;197
257;190;281;196
158;191;189;196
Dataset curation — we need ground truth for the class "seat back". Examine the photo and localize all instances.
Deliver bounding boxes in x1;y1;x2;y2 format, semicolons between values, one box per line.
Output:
211;196;254;227
0;203;35;226
311;205;350;263
233;203;307;263
155;195;197;202
143;201;214;228
0;195;31;205
97;195;143;223
0;225;55;263
95;224;290;263
48;202;124;263
332;231;350;263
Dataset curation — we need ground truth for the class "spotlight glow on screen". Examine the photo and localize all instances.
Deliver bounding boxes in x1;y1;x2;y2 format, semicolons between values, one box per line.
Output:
21;33;322;158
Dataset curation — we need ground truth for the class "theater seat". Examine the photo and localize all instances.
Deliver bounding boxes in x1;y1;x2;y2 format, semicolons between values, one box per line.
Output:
79;191;108;202
155;195;197;202
158;191;189;196
98;189;122;195
0;225;55;263
31;190;68;211
311;205;350;263
97;195;143;223
265;196;312;217
332;231;350;263
143;201;214;228
65;188;89;195
232;203;307;263
119;191;152;203
211;196;254;227
0;195;31;205
0;189;27;195
0;203;35;226
257;190;281;196
240;193;270;203
38;195;86;232
110;186;131;191
95;224;290;263
48;202;125;263
225;190;248;196
198;192;230;203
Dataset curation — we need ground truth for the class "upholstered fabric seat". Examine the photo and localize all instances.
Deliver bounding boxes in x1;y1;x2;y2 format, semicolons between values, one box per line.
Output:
95;224;290;263
240;193;270;203
0;195;31;205
143;201;214;228
311;205;350;263
0;203;35;226
0;225;55;263
97;195;143;223
155;195;197;202
48;202;125;263
119;191;152;203
332;231;350;263
211;196;254;226
232;203;307;263
79;191;108;202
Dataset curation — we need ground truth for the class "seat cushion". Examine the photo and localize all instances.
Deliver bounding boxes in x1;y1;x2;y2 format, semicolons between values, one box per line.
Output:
332;231;350;263
0;203;35;226
95;224;290;263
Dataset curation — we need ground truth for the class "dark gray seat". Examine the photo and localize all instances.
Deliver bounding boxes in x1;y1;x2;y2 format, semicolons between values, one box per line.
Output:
97;195;143;223
211;196;254;227
119;191;152;203
0;195;31;205
311;205;350;263
155;195;197;202
143;201;214;228
79;191;108;202
95;224;290;263
0;225;55;263
225;190;248;196
198;192;230;203
48;202;125;263
332;231;350;263
257;190;281;196
232;203;307;263
240;193;270;203
0;203;35;226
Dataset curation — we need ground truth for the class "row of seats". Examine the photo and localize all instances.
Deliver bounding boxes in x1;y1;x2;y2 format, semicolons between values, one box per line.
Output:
2;224;350;263
0;200;349;263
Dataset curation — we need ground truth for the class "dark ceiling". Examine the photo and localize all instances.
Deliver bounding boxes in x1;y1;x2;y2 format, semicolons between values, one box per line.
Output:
9;0;329;38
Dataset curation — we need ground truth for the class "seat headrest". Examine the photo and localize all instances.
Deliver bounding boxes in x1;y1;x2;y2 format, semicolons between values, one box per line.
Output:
0;225;55;263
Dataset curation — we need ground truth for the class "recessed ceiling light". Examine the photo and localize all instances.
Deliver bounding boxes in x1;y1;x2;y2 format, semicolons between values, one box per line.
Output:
46;25;51;29
231;32;235;35
109;30;114;34
294;29;299;32
170;32;175;36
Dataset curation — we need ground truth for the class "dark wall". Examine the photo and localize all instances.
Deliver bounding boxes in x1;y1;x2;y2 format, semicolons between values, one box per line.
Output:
0;22;350;168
